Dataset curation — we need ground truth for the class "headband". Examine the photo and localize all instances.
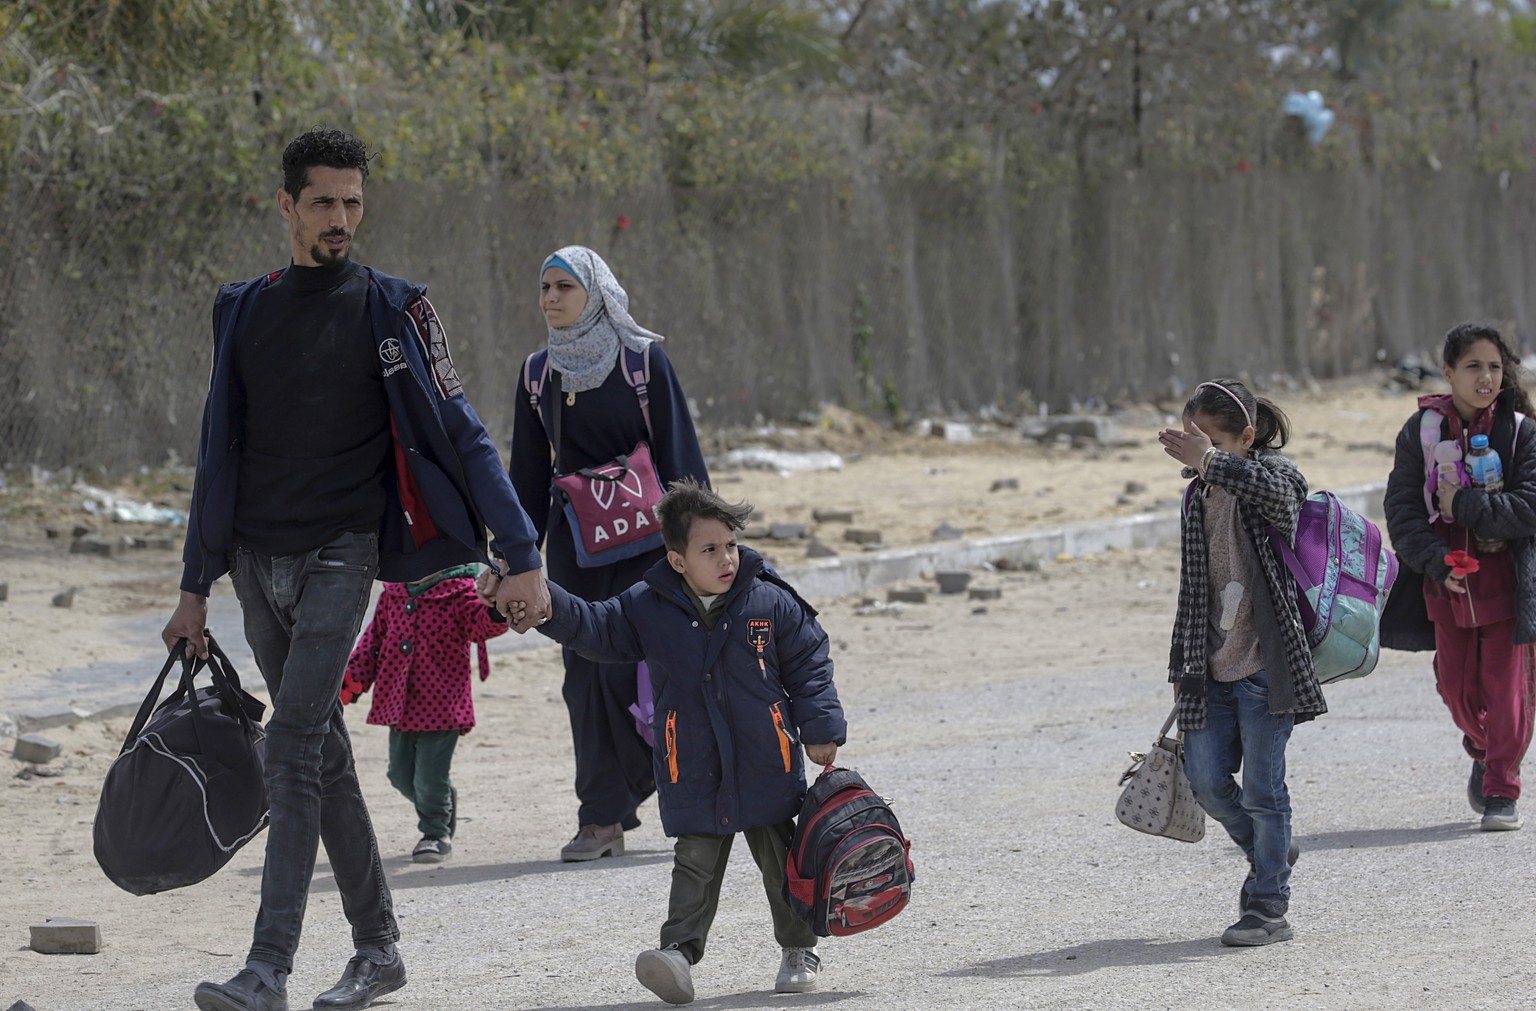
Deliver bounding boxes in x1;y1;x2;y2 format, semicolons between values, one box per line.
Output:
1196;381;1253;430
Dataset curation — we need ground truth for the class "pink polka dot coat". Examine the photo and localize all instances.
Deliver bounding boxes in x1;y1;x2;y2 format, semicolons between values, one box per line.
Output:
344;577;510;734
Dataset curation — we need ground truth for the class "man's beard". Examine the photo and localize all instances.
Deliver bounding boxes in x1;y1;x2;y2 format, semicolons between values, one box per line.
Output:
309;232;351;267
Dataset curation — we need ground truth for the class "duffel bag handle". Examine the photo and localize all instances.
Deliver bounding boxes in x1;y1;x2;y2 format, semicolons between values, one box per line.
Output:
119;641;197;754
202;633;264;729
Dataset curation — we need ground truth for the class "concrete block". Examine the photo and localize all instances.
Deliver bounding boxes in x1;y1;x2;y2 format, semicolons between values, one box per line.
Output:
931;523;964;541
70;524;94;539
934;570;972;594
9;999;39;1011
29;918;101;954
811;509;855;523
44;527;62;539
51;588;76;608
1019;414;1121;445
0;581;8;602
989;478;1020;492
1124;480;1147;495
806;540;838;559
769;523;808;540
143;537;177;551
969;587;1003;601
888;588;928;604
742;524;772;540
935;421;973;442
842;528;883;545
13;734;62;764
69;538;114;558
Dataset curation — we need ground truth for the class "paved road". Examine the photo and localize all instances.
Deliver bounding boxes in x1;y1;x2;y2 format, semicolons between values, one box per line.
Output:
9;633;1530;1011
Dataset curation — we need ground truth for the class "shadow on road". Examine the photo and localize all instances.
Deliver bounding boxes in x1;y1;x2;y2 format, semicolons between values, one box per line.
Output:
235;852;675;890
532;990;863;1011
945;936;1239;977
1296;821;1476;852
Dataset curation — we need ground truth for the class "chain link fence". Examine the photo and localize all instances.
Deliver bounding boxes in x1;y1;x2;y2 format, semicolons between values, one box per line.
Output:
3;168;1535;475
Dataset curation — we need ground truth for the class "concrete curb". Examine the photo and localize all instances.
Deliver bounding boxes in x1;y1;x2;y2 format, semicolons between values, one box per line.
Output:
776;481;1389;601
2;481;1390;736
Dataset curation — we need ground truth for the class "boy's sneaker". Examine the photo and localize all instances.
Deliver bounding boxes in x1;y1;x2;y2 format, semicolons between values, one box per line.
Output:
775;948;820;994
412;836;452;863
635;945;694;1005
1240;841;1300;913
1220;912;1293;947
561;823;624;862
1468;760;1487;814
1481;796;1523;831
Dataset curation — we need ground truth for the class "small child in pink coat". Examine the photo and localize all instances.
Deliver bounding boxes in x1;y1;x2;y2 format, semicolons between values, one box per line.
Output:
342;564;509;863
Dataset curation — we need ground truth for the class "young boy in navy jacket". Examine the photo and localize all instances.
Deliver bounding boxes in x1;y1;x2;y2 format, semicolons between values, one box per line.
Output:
536;479;847;1005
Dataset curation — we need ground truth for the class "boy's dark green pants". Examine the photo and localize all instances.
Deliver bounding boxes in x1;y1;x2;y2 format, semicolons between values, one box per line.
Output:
387;729;459;840
660;821;818;964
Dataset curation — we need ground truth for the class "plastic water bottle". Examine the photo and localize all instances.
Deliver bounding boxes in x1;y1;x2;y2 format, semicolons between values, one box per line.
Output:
1467;435;1503;493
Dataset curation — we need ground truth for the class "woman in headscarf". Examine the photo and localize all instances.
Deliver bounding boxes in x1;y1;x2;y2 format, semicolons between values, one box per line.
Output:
508;245;711;862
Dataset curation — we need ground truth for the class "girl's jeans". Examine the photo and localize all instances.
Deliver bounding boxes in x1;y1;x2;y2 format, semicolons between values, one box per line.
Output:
230;532;399;972
1182;670;1295;918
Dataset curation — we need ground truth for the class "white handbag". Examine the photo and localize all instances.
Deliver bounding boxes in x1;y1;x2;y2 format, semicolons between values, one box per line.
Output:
1115;705;1206;843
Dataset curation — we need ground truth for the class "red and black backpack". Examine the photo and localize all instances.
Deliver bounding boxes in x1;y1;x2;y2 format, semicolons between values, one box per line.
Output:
783;766;914;936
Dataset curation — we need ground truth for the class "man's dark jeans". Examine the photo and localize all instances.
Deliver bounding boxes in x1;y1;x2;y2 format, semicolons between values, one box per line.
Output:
230;531;398;972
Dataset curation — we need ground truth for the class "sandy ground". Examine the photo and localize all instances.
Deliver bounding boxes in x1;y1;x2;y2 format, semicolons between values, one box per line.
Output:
8;373;1520;1011
0;375;1416;694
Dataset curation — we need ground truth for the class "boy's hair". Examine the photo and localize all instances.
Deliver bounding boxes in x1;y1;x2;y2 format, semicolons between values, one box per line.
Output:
1183;377;1290;450
1442;322;1535;416
282;129;371;200
656;479;753;552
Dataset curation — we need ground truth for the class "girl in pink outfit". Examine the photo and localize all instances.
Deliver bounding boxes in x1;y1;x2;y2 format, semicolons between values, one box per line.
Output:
1384;323;1536;832
343;564;510;862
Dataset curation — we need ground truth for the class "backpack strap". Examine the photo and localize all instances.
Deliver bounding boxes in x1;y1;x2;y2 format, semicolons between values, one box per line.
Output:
523;348;550;416
621;344;654;439
1420;409;1444;522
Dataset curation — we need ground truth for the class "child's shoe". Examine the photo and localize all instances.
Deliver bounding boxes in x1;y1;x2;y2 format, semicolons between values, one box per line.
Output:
1220;911;1292;947
775;947;820;993
1481;796;1523;831
412;836;452;863
635;945;693;1005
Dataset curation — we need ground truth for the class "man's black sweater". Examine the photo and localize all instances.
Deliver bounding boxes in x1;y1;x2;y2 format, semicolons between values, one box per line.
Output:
232;259;390;557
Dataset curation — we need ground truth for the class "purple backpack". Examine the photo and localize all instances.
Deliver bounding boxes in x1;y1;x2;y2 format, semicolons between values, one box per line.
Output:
1269;492;1399;683
1185;484;1399;683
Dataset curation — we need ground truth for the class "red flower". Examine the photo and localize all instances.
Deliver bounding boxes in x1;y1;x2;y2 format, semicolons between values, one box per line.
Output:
615;214;630;231
1236;160;1251;173
1445;551;1481;577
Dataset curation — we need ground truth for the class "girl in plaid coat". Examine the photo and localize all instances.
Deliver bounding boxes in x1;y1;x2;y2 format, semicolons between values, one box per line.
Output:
1158;379;1325;949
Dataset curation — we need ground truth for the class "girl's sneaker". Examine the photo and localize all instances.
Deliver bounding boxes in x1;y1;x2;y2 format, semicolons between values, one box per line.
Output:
635;945;693;1005
775;948;820;993
412;837;452;863
1220;912;1292;947
1481;797;1522;831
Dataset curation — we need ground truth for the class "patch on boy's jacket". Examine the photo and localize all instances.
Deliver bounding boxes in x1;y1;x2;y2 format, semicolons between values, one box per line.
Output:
747;618;772;650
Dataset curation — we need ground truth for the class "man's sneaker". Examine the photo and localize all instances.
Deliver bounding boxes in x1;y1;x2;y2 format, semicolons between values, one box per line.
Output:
412;836;452;863
1220;912;1293;947
1469;760;1487;814
1240;841;1301;913
1481;796;1523;831
635;945;694;1005
775;948;820;994
561;823;624;862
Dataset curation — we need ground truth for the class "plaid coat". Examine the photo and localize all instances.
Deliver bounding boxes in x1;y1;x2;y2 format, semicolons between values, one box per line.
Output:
1167;448;1327;731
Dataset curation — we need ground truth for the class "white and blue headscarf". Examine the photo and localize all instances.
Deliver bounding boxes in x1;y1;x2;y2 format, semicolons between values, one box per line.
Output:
542;246;664;394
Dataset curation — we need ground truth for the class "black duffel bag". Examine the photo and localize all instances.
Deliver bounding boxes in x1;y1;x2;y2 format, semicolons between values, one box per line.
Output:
94;632;270;895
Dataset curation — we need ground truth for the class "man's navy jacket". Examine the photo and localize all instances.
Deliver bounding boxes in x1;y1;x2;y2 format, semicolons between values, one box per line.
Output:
180;265;541;595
